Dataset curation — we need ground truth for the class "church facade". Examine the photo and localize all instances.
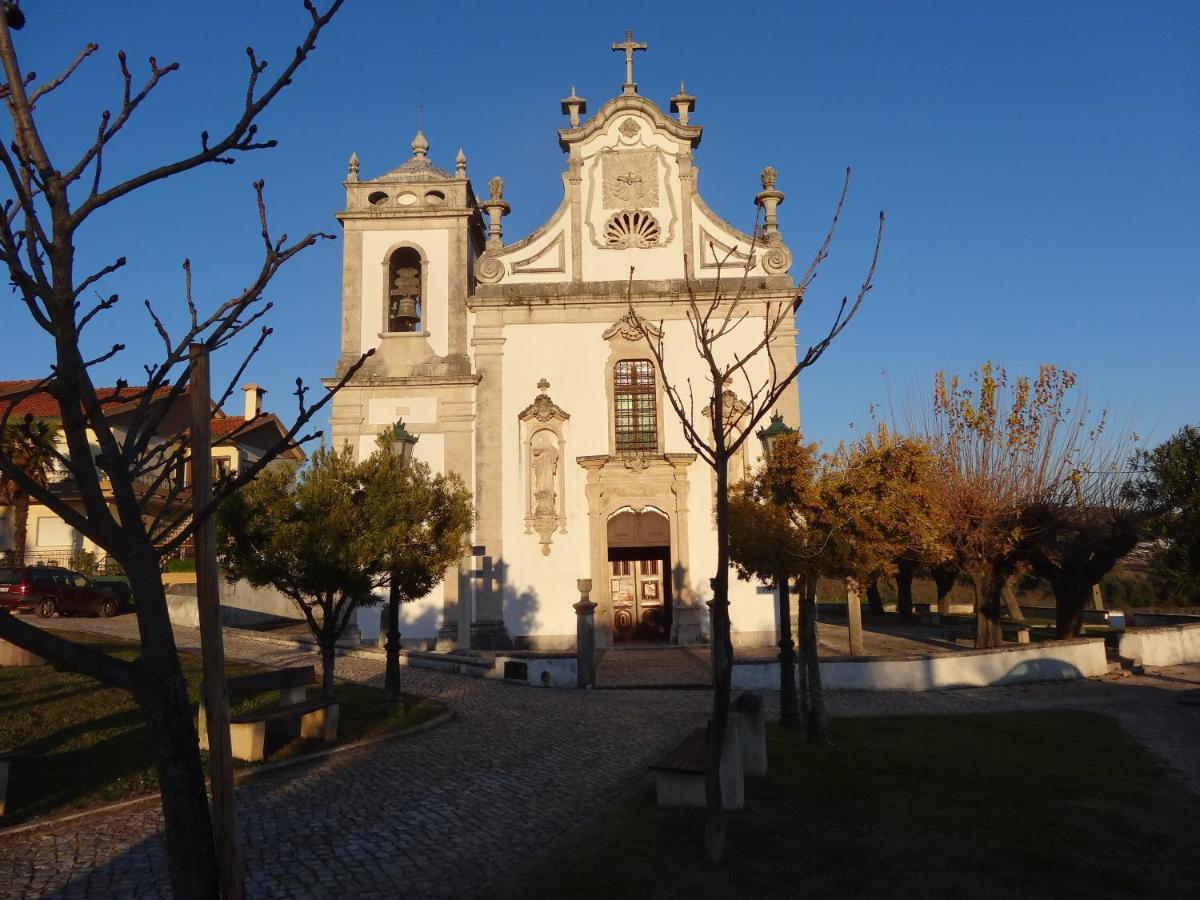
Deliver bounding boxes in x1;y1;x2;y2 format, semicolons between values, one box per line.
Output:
326;35;799;650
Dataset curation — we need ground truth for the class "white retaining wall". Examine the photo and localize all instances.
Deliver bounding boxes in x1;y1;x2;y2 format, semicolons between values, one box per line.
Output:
1118;623;1200;668
732;639;1109;692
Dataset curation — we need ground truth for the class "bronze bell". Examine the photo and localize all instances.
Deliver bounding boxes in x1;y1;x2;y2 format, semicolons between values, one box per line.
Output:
389;294;420;331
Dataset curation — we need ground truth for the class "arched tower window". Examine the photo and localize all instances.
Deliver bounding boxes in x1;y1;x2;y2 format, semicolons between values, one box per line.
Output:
387;247;422;332
613;359;658;453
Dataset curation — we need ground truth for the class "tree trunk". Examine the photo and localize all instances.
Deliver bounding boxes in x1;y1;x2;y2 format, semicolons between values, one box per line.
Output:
1051;574;1092;639
895;558;917;618
12;490;28;564
320;639;337;698
973;569;1005;649
1002;581;1025;621
932;563;957;615
384;579;402;703
704;450;734;864
124;559;221;899
800;572;826;743
866;578;885;616
776;568;799;726
795;590;811;742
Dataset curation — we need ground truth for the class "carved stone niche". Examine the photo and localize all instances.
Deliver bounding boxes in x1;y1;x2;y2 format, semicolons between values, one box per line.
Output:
519;379;570;555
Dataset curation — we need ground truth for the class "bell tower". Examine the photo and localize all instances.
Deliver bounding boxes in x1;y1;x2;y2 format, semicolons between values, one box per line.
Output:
333;131;485;379
327;131;487;650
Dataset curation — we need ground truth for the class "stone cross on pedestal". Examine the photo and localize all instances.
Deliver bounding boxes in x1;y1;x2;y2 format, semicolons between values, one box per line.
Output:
611;29;647;95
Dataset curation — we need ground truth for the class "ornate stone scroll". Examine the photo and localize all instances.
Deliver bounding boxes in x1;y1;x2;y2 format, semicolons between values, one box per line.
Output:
519;379;570;555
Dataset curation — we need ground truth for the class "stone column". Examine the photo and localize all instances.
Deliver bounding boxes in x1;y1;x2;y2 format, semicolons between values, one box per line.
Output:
845;577;864;656
470;313;510;648
574;579;597;689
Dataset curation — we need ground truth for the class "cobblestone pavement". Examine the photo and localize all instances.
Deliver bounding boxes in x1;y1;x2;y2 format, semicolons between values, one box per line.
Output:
595;646;711;687
2;615;1198;898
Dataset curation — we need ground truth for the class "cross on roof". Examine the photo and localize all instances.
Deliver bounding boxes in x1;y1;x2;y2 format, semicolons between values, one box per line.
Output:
611;29;647;95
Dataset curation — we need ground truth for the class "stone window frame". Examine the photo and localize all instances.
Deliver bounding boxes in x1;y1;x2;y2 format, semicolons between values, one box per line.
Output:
603;317;666;457
379;240;430;337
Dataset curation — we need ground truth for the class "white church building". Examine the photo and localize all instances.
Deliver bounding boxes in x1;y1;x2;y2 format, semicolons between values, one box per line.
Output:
326;34;800;650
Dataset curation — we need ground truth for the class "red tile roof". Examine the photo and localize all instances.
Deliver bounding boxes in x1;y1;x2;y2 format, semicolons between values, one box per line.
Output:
0;382;173;420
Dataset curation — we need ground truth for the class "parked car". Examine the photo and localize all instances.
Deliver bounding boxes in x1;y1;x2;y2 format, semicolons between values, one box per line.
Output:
0;565;123;618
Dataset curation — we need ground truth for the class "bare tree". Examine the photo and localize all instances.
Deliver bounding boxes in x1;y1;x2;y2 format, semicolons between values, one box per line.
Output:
626;169;882;862
0;4;357;896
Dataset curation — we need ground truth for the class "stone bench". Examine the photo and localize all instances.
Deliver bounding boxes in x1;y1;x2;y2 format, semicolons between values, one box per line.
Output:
649;714;746;811
0;748;28;818
731;692;767;776
199;665;338;762
947;621;1031;644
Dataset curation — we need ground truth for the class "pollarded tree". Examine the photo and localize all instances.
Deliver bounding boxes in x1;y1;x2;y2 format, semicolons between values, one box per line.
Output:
0;417;61;564
922;363;1136;647
0;5;350;895
822;425;949;618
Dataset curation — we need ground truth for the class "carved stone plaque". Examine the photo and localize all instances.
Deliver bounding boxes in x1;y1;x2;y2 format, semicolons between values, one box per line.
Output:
602;149;659;210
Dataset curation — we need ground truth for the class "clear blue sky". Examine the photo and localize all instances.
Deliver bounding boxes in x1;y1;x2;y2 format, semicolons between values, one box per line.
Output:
4;1;1197;450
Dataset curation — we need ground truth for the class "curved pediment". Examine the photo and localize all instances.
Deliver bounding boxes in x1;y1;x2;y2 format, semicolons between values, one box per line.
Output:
475;81;792;290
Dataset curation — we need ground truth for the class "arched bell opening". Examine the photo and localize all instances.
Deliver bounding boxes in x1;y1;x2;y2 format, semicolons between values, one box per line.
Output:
386;246;422;333
606;507;671;643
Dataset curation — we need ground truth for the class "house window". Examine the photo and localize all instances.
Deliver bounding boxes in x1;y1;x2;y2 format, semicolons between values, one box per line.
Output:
213;457;232;483
387;247;422;332
614;359;657;453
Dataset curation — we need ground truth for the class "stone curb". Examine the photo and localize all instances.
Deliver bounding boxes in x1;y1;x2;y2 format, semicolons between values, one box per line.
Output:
0;707;454;840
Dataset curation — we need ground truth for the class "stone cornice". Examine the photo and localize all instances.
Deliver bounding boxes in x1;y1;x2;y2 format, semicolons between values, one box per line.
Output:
321;374;481;389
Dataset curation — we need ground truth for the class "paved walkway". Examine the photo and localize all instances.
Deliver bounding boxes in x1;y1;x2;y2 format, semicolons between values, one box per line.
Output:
1;615;1198;898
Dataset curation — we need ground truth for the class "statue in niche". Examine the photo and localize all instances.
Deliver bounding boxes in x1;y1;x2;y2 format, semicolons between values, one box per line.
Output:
531;430;559;517
519;379;569;556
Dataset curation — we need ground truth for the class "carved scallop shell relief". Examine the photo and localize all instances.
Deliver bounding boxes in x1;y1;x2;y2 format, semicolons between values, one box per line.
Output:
605;210;661;249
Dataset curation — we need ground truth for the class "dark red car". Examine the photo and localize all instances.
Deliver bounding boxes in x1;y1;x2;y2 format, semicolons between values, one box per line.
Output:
0;565;122;618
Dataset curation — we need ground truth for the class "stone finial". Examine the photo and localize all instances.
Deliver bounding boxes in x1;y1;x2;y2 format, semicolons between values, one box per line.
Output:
347;152;359;182
560;86;587;127
754;165;785;244
478;176;511;249
670;81;696;125
455;147;467;178
537;377;550;392
411;130;430;158
611;29;648;96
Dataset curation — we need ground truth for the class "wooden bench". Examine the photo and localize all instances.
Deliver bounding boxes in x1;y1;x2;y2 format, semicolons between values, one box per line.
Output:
0;749;28;818
198;666;338;763
946;621;1031;644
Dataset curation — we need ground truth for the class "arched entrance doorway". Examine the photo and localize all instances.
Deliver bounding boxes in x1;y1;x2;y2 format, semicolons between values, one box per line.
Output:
607;508;671;642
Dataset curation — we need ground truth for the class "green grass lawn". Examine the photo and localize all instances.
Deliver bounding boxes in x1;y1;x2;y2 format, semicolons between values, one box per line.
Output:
490;712;1200;899
0;630;440;826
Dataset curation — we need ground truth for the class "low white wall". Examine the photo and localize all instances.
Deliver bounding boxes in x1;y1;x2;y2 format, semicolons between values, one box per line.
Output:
732;639;1109;692
493;655;577;688
1118;623;1200;668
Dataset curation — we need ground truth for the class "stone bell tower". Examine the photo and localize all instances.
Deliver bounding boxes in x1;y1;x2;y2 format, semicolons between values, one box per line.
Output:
326;132;486;649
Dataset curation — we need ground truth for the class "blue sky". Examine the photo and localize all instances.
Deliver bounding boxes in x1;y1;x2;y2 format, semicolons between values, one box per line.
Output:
4;1;1197;451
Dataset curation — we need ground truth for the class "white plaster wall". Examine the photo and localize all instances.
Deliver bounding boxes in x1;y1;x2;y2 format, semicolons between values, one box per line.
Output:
360;229;450;357
732;639;1109;692
367;396;438;427
1118;623;1200;667
499;315;781;642
500;322;609;639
